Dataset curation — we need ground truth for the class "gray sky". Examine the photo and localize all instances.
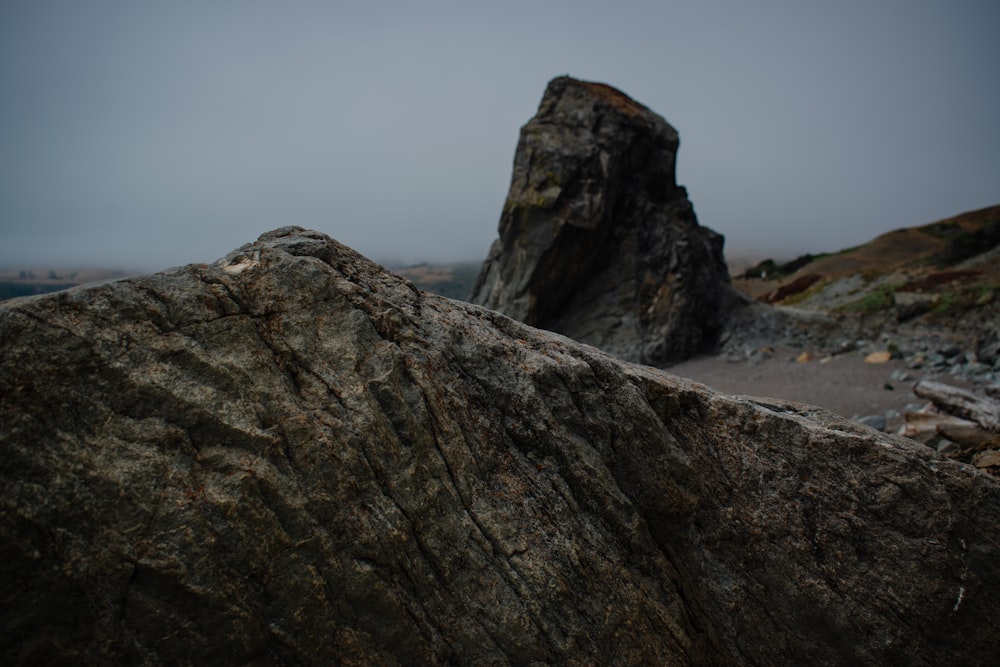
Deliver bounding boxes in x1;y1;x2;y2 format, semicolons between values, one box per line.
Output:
2;1;998;271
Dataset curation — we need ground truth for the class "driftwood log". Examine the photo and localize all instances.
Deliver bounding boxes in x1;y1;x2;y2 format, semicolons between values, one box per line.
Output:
913;379;1000;432
900;408;985;441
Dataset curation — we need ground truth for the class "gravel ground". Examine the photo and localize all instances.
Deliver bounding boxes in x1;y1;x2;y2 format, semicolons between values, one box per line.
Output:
667;345;946;428
679;297;997;434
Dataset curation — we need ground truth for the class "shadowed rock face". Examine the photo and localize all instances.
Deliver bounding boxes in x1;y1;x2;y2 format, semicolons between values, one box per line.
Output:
2;228;998;665
472;76;738;365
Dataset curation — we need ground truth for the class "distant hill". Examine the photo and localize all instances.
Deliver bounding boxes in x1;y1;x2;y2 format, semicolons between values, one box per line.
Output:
732;204;1000;319
392;262;481;301
0;268;133;302
1;260;483;305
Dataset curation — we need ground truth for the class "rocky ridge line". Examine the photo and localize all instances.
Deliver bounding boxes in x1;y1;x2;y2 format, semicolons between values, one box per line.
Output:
1;228;998;665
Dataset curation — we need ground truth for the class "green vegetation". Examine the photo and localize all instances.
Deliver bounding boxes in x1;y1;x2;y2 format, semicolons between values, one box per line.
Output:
834;278;998;321
838;283;900;314
739;258;778;280
930;218;1000;267
921;220;962;239
779;278;829;306
929;284;998;315
931;291;959;314
975;285;997;302
739;253;823;280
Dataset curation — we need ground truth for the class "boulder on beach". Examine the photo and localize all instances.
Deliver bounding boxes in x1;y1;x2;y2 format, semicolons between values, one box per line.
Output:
2;227;998;665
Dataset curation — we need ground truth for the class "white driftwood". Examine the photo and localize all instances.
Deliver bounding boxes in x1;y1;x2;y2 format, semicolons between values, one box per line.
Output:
900;407;981;439
913;380;1000;432
938;424;998;449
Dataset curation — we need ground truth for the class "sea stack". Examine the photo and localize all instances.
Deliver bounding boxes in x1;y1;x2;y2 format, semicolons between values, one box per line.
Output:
471;76;738;365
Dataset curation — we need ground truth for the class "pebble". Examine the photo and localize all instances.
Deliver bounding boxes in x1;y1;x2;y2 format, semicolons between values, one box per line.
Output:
719;300;997;395
941;345;962;359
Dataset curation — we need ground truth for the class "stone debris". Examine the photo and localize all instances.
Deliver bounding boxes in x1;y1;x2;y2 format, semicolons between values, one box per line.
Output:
900;380;1000;472
865;350;892;363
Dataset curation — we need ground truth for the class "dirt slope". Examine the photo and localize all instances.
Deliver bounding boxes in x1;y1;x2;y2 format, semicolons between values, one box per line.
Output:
734;204;1000;315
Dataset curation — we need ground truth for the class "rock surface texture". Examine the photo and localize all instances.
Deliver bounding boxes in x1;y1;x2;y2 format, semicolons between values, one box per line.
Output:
2;228;999;665
471;76;738;366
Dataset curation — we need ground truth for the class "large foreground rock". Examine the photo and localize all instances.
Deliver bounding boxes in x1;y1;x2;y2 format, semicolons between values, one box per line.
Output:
2;228;998;665
471;76;738;365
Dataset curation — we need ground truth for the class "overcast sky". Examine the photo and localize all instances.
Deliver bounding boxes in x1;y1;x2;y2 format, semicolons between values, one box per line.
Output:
2;1;998;271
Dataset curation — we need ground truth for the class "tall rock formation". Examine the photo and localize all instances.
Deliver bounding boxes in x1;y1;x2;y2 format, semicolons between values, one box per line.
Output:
2;228;999;665
471;76;738;365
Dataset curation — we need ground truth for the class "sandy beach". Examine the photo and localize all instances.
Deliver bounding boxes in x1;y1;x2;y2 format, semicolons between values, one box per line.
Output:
667;345;941;426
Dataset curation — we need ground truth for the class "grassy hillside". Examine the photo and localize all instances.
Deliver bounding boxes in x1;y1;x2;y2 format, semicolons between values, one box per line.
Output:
733;204;1000;318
